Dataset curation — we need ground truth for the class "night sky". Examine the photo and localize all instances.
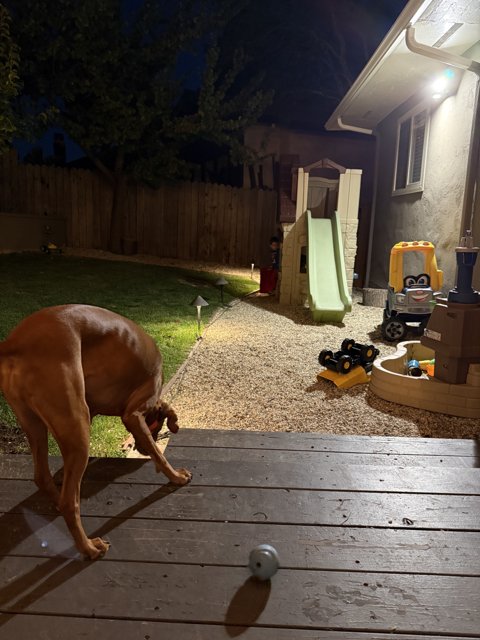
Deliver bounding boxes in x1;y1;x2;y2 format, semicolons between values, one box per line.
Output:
14;0;409;163
240;0;410;131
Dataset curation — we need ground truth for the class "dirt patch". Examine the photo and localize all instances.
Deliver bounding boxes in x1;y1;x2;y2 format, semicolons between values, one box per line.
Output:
0;424;29;454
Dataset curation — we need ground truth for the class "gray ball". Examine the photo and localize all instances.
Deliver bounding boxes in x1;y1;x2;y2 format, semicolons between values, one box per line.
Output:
248;544;280;580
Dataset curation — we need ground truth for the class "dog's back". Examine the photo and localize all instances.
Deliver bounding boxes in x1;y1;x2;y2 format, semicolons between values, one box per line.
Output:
0;304;163;417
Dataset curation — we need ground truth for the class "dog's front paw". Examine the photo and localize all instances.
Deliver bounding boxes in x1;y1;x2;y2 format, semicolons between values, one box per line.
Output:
170;468;192;486
84;537;110;560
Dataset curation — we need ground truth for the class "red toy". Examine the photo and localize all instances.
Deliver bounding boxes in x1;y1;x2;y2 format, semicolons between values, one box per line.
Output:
259;267;278;293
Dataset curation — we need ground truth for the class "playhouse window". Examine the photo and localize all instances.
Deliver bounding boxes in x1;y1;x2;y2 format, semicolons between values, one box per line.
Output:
393;106;429;195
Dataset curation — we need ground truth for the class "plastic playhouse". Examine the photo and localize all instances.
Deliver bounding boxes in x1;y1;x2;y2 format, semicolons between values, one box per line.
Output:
381;241;443;341
279;159;362;323
371;232;480;418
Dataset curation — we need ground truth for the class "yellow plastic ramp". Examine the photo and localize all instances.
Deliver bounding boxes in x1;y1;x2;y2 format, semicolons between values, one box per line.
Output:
317;366;370;389
307;210;352;323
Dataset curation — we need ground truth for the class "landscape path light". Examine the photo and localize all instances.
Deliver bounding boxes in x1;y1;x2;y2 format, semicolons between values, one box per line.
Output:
215;277;228;304
190;295;209;338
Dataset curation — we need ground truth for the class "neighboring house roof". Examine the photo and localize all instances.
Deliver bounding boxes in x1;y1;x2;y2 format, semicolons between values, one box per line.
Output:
325;0;480;133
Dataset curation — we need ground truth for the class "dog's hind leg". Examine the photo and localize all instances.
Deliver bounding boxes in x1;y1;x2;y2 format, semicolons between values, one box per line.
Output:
24;414;60;506
32;377;110;559
2;393;60;506
56;426;109;560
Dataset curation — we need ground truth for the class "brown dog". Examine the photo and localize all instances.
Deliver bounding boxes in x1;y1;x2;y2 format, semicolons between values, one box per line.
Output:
0;304;192;559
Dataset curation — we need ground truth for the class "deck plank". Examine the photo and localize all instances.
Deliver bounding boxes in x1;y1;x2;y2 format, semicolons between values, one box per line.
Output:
1;480;480;530
2;454;480;492
1;514;480;576
1;615;474;640
170;444;480;468
169;428;480;457
168;445;480;468
0;558;479;635
168;455;480;493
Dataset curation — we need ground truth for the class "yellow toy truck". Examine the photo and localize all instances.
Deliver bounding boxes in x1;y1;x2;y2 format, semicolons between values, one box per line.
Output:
382;241;443;342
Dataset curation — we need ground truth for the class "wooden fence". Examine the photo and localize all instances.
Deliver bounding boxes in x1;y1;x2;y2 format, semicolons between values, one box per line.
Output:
0;150;278;266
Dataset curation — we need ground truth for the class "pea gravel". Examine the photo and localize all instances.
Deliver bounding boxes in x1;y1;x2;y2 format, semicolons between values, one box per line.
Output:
165;290;480;440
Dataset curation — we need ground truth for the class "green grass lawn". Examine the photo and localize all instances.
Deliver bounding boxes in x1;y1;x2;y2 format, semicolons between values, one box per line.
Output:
0;252;257;456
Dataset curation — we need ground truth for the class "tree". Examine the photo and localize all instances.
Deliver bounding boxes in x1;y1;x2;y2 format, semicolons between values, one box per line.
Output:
9;0;272;252
0;3;20;151
218;0;408;130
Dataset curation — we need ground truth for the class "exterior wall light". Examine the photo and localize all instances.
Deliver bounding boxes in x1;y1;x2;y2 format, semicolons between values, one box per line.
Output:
430;68;455;100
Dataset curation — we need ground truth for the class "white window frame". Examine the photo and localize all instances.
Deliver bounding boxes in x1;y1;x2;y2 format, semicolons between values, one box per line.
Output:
392;103;430;196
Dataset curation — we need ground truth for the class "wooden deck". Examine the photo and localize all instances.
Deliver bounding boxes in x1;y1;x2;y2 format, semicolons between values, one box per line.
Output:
0;428;479;638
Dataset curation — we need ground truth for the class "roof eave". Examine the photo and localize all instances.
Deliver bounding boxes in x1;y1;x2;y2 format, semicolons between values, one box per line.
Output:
324;0;433;132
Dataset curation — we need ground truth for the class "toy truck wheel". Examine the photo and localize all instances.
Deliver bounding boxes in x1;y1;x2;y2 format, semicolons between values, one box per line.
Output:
318;350;333;366
341;338;355;353
360;344;376;363
336;355;353;374
382;318;407;342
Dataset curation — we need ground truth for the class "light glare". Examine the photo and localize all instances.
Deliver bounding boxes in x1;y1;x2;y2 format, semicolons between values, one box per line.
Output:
431;77;447;93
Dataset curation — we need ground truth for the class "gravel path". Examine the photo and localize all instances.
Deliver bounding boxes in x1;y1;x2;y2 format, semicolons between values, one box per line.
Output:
165;291;480;439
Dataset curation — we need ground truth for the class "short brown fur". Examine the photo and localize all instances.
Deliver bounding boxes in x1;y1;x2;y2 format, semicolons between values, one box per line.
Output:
0;304;192;559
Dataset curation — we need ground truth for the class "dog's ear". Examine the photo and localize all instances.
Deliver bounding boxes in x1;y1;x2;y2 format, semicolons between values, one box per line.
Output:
144;402;179;439
135;403;179;455
144;408;161;429
142;407;163;445
159;402;179;434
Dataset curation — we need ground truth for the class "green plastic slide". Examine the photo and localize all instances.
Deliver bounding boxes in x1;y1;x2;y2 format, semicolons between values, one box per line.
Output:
307;210;352;323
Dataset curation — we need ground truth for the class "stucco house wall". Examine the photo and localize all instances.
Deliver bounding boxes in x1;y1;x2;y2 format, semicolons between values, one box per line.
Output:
369;70;478;291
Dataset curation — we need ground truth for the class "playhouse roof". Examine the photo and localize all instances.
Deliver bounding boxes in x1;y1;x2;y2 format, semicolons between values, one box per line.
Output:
303;158;346;174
